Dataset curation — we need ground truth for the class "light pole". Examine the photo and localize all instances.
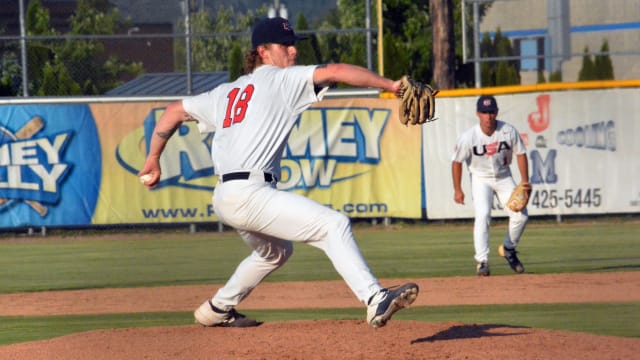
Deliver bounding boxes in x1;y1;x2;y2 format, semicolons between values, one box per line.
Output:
268;0;288;19
182;0;192;94
19;0;28;96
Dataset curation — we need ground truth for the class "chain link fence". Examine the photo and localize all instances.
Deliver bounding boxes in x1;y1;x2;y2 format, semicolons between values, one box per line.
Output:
2;0;639;97
1;28;379;97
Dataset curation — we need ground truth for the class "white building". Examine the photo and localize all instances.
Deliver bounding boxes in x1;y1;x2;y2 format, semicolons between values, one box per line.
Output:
479;0;640;83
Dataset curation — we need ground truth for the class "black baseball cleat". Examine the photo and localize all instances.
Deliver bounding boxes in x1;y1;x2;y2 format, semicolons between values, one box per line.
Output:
194;300;262;327
476;261;490;276
367;283;419;328
499;245;525;273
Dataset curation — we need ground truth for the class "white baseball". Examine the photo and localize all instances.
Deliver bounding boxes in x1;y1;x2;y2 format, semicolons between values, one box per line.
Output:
139;174;153;184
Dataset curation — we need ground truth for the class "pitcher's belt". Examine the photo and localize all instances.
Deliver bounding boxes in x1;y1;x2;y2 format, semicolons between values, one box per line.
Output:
221;171;275;183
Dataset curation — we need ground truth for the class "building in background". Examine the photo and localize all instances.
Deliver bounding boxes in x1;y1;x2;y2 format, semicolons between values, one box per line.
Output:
480;0;640;83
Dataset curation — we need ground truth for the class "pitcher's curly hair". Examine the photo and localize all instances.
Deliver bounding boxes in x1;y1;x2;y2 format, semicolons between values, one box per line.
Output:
244;49;262;74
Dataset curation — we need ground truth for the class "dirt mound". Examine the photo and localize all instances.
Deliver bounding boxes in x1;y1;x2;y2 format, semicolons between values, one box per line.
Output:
1;272;639;359
2;320;639;360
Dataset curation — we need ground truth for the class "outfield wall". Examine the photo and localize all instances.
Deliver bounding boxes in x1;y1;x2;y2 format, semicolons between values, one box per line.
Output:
424;82;640;219
1;81;638;228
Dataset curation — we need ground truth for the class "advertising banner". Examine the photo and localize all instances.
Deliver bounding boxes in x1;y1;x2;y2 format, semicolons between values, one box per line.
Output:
0;97;421;228
0;104;102;227
423;88;640;219
282;98;422;219
3;87;636;228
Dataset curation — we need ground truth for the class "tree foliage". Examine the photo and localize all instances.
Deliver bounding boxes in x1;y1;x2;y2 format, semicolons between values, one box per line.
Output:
228;43;243;81
294;14;321;66
176;5;265;72
594;40;614;80
578;40;614;81
0;53;21;96
320;0;434;82
7;0;143;96
479;28;520;86
578;46;595;81
2;0;542;96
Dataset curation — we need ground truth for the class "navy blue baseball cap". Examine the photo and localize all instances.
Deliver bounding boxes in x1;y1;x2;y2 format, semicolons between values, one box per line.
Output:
477;95;499;113
251;17;307;49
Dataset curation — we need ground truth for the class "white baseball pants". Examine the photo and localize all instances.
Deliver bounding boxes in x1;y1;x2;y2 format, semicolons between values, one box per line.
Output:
208;170;382;310
471;175;528;263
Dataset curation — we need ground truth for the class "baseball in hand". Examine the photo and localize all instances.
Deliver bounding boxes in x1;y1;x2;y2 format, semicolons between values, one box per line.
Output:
139;174;153;184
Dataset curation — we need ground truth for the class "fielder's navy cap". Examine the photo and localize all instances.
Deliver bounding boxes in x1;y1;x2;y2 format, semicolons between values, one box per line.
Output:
477;95;499;113
251;17;307;49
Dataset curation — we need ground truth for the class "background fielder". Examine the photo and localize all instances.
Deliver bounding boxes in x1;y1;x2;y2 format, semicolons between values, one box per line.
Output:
451;95;529;276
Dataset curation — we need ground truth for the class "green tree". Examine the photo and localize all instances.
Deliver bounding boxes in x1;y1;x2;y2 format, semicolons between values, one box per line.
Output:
334;0;368;68
314;8;342;64
594;40;614;80
58;0;142;94
177;5;265;72
15;0;143;96
228;43;243;80
479;34;493;86
453;0;491;88
313;0;433;82
536;70;546;84
295;14;321;65
578;46;596;81
37;59;82;96
479;29;520;86
189;6;232;72
0;53;21;96
24;0;57;95
549;70;562;82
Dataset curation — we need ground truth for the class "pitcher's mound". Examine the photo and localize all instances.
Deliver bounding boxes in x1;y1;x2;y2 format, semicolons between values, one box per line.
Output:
2;320;639;360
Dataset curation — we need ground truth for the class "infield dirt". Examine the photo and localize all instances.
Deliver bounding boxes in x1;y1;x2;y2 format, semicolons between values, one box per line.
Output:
1;271;639;359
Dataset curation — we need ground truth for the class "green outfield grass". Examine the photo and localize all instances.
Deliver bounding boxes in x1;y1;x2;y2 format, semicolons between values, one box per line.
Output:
0;218;639;344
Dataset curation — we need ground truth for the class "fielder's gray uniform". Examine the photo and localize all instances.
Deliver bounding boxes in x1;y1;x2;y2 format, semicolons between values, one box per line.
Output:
452;120;529;263
183;64;383;310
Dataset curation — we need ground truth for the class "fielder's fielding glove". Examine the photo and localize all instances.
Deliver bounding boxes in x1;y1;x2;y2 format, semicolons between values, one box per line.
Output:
397;75;439;125
506;182;532;212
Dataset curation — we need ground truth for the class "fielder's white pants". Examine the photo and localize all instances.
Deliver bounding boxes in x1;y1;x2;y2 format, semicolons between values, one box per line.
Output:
209;170;382;310
471;175;528;263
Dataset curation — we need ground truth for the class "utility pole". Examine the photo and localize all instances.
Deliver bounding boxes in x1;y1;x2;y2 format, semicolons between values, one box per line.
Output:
182;0;192;94
19;0;29;96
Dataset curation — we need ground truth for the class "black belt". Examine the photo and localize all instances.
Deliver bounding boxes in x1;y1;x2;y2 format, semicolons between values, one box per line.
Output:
222;171;275;183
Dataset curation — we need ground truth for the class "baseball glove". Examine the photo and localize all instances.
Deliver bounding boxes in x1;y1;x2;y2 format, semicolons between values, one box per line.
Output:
505;182;532;212
398;75;439;125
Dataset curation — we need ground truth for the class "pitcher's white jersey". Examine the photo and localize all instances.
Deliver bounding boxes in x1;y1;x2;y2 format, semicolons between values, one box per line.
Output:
183;64;327;179
451;120;526;179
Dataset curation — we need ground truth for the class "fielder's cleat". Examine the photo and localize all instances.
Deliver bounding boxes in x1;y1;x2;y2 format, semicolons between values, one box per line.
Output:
367;283;419;329
194;300;262;327
499;244;525;273
476;261;490;276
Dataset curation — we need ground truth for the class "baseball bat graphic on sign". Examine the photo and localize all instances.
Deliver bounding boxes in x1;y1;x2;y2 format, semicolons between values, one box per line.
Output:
0;116;49;216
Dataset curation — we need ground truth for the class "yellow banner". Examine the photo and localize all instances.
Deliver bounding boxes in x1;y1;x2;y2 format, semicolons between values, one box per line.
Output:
283;98;422;218
94;97;421;224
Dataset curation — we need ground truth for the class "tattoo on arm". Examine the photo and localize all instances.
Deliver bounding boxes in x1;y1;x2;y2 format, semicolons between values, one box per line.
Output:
314;64;335;91
156;125;179;139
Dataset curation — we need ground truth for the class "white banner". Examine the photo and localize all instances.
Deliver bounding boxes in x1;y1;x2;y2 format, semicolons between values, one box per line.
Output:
423;88;640;219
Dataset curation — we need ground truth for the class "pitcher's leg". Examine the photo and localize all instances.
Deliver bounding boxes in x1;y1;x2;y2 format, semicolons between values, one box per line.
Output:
211;231;293;310
247;187;382;304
